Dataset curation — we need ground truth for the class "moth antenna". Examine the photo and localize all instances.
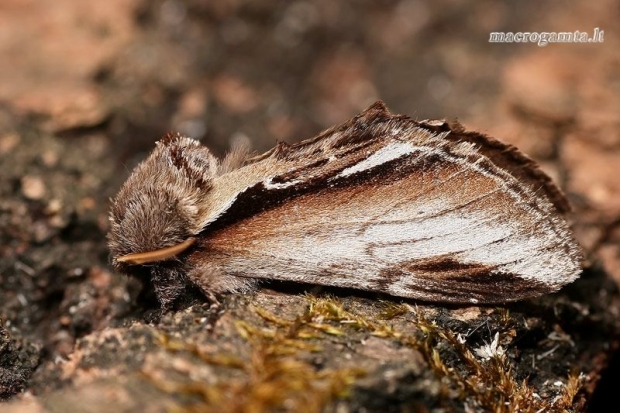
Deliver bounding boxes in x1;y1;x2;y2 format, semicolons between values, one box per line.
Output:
116;237;196;265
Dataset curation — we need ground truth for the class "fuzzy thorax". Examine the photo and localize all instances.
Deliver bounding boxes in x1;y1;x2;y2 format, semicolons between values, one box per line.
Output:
108;133;219;270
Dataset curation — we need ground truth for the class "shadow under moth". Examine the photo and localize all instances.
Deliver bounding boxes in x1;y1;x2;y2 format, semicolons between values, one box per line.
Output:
108;101;582;310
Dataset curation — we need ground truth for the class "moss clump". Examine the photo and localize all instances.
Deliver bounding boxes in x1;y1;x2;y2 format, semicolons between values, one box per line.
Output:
144;295;584;412
144;297;366;412
302;296;584;412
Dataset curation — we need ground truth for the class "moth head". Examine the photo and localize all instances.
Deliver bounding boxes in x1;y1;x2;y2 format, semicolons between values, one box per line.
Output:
108;133;217;273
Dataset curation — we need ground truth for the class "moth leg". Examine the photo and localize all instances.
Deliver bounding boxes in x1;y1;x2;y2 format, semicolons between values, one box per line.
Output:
150;267;188;312
203;289;221;310
187;262;256;331
200;289;223;332
188;261;258;297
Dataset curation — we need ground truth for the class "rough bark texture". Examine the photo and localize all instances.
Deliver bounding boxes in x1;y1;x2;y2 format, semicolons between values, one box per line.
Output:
0;1;618;412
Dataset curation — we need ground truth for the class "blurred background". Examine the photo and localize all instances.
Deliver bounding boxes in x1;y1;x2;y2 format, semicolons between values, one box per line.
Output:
0;0;613;157
1;0;617;217
0;0;618;408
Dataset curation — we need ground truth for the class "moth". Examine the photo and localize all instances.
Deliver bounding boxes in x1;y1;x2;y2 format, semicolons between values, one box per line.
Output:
108;101;582;310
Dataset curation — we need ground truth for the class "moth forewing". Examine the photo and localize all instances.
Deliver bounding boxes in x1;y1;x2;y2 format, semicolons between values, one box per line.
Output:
189;125;581;304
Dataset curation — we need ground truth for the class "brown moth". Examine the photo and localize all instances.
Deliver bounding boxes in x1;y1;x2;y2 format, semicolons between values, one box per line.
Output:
108;101;582;310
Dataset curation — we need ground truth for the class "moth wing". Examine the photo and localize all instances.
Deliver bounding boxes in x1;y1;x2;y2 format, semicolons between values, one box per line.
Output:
192;127;582;304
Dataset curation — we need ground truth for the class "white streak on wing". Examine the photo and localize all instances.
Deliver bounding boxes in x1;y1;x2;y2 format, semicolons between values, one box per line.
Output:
250;205;573;292
264;178;301;189
230;178;576;292
369;207;575;288
337;141;417;177
363;213;509;259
